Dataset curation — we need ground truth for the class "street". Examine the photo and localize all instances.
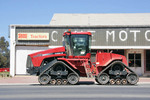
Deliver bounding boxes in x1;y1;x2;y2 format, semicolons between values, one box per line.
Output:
0;83;150;100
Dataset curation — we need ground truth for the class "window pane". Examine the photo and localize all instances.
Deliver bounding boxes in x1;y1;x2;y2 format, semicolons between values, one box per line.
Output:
129;54;134;59
135;60;141;67
136;54;141;59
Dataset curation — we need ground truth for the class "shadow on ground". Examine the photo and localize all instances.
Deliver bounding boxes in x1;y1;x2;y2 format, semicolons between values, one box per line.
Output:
30;81;95;86
30;81;141;86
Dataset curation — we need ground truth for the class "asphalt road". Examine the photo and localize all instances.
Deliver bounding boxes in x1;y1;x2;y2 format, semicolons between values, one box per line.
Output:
0;83;150;100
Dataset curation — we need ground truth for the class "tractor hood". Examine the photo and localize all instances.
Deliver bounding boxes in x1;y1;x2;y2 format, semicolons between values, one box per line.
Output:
28;47;66;67
96;52;128;67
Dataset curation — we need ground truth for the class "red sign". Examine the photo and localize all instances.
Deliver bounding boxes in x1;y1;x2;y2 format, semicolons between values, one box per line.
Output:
18;33;49;40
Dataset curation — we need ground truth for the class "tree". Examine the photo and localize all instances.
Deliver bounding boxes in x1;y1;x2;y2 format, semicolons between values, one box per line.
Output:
0;36;10;68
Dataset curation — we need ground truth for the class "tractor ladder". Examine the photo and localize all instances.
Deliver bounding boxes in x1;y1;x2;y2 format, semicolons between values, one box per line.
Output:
83;63;93;78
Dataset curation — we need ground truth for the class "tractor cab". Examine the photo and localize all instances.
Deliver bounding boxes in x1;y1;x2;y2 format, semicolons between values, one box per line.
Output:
63;30;92;58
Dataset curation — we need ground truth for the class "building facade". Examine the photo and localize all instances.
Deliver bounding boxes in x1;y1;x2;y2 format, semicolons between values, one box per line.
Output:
10;13;150;76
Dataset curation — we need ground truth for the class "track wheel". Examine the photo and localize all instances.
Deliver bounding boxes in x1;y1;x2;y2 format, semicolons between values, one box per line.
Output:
97;73;109;85
62;79;68;85
116;79;121;85
109;79;115;85
67;73;79;85
56;79;62;85
127;73;139;85
121;79;127;85
50;79;56;85
38;74;50;85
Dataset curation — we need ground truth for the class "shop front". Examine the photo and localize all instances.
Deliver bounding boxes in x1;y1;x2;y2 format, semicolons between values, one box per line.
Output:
10;25;150;76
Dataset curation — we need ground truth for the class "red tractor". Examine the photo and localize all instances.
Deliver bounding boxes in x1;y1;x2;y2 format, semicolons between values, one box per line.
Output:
27;30;139;85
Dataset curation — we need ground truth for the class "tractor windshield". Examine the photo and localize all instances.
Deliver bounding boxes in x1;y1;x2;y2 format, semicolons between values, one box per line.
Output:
71;35;90;56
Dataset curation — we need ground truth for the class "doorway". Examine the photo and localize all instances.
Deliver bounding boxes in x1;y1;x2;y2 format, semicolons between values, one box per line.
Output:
127;50;144;76
146;50;150;72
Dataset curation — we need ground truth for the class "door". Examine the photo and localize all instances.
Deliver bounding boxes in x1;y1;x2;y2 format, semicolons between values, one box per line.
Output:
15;46;49;75
146;50;150;72
127;50;144;76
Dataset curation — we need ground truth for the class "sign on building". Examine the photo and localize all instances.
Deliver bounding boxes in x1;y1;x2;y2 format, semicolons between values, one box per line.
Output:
15;26;150;47
18;33;49;40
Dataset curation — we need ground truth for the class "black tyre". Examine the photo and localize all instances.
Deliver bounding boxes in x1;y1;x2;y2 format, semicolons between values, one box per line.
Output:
50;79;56;85
109;79;115;85
56;79;62;85
116;79;121;85
97;73;109;85
62;79;68;85
38;74;51;85
121;79;127;85
67;73;79;85
127;73;139;85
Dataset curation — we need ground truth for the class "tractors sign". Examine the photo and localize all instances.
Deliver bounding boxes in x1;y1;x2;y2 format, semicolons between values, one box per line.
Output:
18;33;49;40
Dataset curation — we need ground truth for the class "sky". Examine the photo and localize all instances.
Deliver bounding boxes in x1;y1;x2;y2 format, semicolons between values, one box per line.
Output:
0;0;150;42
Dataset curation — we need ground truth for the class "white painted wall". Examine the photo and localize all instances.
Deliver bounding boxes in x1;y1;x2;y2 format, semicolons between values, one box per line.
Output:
10;26;16;77
15;46;49;75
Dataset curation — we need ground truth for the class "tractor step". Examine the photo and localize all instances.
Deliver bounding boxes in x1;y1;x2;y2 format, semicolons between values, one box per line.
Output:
84;63;94;78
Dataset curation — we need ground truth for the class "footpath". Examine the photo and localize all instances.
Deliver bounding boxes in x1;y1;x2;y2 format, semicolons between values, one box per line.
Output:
0;76;150;85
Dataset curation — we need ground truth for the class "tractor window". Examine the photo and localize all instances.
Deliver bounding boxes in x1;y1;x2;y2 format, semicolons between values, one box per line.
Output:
71;35;89;56
64;35;72;56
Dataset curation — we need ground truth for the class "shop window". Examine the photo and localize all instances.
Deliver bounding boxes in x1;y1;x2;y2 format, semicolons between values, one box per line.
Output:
146;50;150;71
129;53;141;67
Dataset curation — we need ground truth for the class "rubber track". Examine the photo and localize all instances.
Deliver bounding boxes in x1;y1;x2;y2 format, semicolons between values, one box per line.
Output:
97;61;139;83
39;60;79;81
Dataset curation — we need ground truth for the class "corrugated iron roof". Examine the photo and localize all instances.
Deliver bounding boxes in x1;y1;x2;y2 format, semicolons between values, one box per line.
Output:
50;13;150;26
